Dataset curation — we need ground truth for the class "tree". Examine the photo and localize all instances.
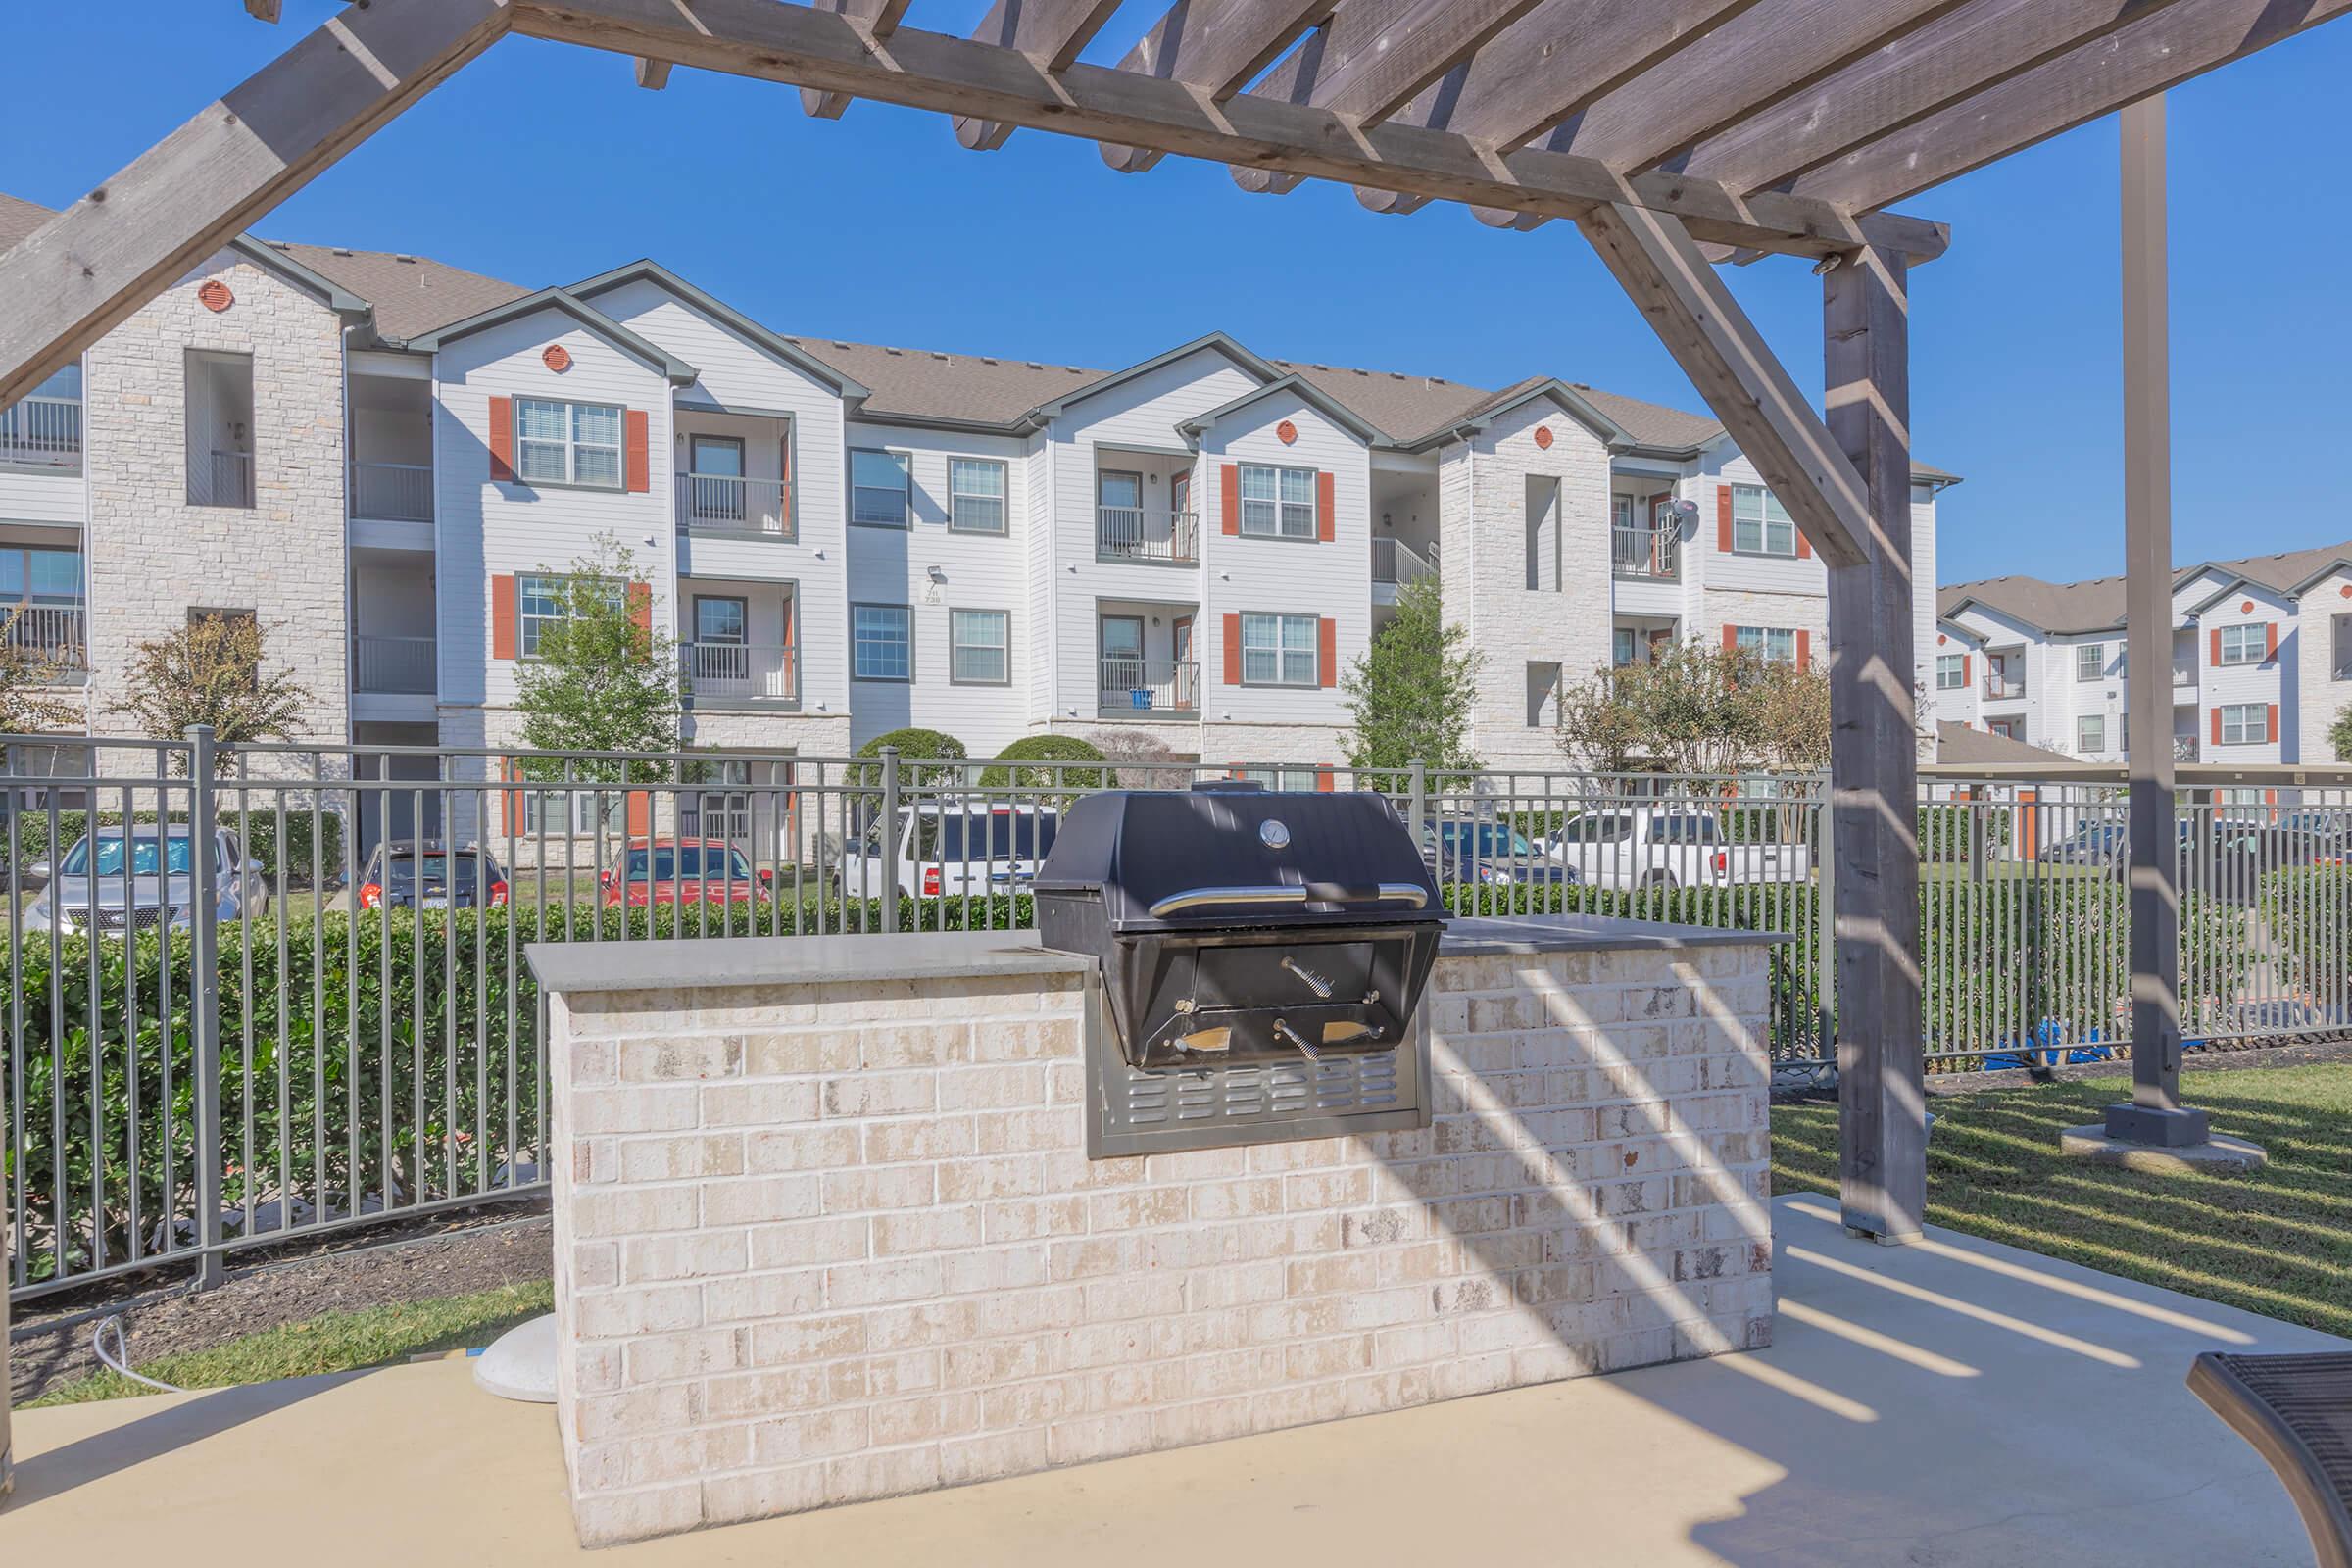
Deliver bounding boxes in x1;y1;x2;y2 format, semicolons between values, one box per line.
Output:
0;610;81;735
1553;665;1648;775
2331;705;2352;764
1748;658;1833;774
1340;577;1484;782
976;733;1107;792
112;612;311;767
850;727;968;790
1554;639;1831;778
1088;727;1192;791
514;536;679;763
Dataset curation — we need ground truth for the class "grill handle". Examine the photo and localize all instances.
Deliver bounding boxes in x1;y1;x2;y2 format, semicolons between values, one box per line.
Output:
1146;882;1429;918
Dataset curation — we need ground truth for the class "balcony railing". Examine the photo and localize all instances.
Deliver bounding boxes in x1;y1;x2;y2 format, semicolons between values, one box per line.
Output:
191;449;254;509
2173;664;2197;689
1098;657;1199;716
352;461;433;522
353;635;436;695
1609;523;1680;581
1372;536;1440;589
1984;673;2026;701
684;642;799;707
675;473;792;538
1096;508;1198;564
0;396;81;471
2173;736;2200;762
2;604;86;679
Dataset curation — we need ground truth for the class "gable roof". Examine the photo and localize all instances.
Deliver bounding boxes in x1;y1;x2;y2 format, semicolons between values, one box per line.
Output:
569;260;869;398
268;241;526;343
1941;536;2352;635
402;288;700;385
1936;721;2076;767
1177;372;1389;447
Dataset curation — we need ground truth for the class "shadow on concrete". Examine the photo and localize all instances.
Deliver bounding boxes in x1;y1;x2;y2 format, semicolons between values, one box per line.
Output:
7;1371;364;1508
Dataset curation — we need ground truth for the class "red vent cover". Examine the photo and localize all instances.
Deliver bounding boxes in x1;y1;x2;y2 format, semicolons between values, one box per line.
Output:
1534;424;1555;450
1275;419;1298;446
196;280;233;314
2240;599;2254;613
543;344;573;372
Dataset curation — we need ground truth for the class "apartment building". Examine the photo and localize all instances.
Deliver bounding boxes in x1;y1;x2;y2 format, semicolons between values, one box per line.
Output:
1;189;1959;826
1937;540;2352;765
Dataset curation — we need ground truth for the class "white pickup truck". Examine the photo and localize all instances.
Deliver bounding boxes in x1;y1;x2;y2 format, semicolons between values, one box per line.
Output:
1539;808;1811;891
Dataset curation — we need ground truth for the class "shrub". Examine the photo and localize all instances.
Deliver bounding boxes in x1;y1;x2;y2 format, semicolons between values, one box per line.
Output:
2259;866;2352;1007
976;734;1107;792
849;728;969;791
1920;803;2012;863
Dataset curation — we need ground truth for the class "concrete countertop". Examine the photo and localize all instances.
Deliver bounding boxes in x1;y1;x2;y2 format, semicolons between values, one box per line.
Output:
525;913;1782;997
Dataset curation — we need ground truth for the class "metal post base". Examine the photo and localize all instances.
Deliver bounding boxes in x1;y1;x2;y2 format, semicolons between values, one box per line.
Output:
2102;1102;2211;1147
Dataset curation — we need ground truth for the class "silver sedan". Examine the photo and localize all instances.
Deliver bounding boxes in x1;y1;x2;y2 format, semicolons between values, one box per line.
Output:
21;824;271;937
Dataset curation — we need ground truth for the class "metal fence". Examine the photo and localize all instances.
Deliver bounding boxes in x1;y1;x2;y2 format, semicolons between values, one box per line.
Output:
3;733;2346;1301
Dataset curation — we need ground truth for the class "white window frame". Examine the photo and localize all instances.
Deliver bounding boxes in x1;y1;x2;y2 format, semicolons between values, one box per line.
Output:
516;572;624;661
948;608;1010;685
850;449;910;528
1241;766;1321;793
1730;484;1797;558
2076;714;2106;754
1612;628;1637;667
2217;623;2268;666
1735;626;1797;664
2219;703;2267;746
2076;642;2105;682
520;788;626;836
1239;464;1317;540
852;602;913;681
946;456;1007;534
1240;612;1318;686
1936;654;1966;691
514;397;623;490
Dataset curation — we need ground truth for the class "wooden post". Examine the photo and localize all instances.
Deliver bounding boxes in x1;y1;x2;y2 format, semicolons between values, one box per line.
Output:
2110;94;2209;1147
1824;243;1926;1243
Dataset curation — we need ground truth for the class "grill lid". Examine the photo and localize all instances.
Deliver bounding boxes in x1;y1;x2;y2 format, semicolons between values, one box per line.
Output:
1032;781;1440;931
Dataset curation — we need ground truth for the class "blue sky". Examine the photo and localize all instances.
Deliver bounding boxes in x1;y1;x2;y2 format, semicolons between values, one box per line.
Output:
8;4;2349;587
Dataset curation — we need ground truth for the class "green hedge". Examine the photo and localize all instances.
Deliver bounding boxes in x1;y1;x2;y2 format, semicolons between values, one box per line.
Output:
2259;866;2352;1008
1919;804;2012;863
0;808;346;887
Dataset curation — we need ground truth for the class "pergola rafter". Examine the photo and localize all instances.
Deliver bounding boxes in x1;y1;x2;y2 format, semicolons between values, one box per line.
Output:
0;0;2336;1243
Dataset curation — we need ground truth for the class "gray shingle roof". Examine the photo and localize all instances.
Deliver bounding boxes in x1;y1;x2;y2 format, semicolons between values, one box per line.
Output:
1936;721;2075;766
0;192;48;251
1940;537;2352;634
262;241;526;344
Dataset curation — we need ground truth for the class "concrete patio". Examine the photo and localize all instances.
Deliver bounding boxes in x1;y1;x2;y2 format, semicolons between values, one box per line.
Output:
5;1193;2337;1565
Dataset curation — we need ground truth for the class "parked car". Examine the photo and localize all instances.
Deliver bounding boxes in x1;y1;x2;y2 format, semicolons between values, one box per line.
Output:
20;824;270;936
2037;821;2130;865
839;803;1060;901
353;841;510;910
600;839;772;907
1541;808;1809;891
2114;824;2339;904
1419;820;1580;888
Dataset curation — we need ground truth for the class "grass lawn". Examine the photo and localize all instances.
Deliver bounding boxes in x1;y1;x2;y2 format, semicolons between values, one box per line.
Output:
24;1279;553;1407
1773;1062;2352;1340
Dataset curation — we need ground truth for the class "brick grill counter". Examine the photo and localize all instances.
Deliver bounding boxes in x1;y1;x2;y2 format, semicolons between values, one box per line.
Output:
530;914;1779;1547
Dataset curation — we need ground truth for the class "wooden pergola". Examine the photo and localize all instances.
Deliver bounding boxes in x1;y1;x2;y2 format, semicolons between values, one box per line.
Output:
1;0;2339;1241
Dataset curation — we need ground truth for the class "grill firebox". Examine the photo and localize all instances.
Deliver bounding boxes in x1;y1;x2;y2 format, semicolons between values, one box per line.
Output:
1034;781;1444;1154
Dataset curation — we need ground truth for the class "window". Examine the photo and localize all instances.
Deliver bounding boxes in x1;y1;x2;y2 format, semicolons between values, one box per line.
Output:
2219;703;2268;746
1612;628;1637;668
521;789;626;836
514;397;621;488
852;603;912;680
1986;718;2021;741
1239;465;1316;539
1735;626;1797;664
1240;612;1318;685
850;449;910;526
1731;484;1796;557
2335;614;2352;681
950;609;1009;684
2077;714;2106;754
1240;766;1320;793
515;573;619;660
2217;623;2268;666
1936;654;1966;690
184;350;255;508
2076;643;2105;682
949;458;1007;533
694;596;747;646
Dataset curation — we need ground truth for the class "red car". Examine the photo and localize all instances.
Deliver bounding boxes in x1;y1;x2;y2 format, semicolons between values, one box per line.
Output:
599;839;773;906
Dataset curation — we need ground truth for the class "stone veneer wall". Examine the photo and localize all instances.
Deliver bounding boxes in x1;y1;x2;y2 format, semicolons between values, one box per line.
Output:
547;940;1775;1547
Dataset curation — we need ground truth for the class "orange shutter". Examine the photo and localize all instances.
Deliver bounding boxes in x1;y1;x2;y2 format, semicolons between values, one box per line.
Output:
1316;471;1335;542
1722;624;1739;652
1796;528;1812;561
1223;612;1242;685
2211;707;2223;744
2268;704;2280;744
1796;629;1811;668
2210;627;2223;665
2266;622;2278;661
1962;655;1972;685
624;409;651;493
491;574;517;660
1716;487;1734;553
488;397;514;482
625;790;651;840
1318;617;1337;688
1221;463;1241;536
628;580;653;635
1314;768;1335;792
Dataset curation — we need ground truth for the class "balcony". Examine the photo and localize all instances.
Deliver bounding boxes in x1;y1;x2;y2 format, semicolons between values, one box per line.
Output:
1372;536;1439;590
1983;674;2026;702
353;635;435;695
684;642;799;709
1098;657;1199;718
3;604;86;683
1610;523;1680;581
191;449;254;509
351;461;433;522
677;473;792;539
2173;735;2200;762
0;395;82;472
1096;508;1198;565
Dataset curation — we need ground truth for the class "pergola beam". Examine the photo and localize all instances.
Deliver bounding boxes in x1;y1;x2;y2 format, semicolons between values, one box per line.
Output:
1795;0;2352;211
1100;0;1337;172
798;0;915;120
1573;201;1873;568
954;0;1128;150
510;0;1950;263
1680;0;2193;195
0;0;511;409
